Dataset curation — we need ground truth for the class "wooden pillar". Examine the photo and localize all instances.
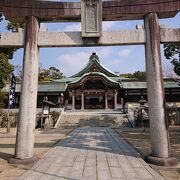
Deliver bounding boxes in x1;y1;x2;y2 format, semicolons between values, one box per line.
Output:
105;91;108;110
72;90;75;110
114;90;118;109
12;16;39;162
81;91;84;110
144;13;177;166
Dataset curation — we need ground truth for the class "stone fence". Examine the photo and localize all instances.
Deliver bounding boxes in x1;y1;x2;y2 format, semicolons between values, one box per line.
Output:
0;109;61;128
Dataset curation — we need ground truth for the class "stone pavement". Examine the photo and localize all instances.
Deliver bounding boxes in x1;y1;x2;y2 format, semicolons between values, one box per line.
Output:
18;127;163;180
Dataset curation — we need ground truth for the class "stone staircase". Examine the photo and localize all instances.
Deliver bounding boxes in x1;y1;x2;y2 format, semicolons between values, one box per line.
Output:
55;111;130;128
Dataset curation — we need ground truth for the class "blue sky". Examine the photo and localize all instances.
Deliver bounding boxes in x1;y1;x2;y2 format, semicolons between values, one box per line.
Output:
0;12;179;77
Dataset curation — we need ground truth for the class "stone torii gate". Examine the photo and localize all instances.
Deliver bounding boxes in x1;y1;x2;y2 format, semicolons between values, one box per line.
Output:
0;0;180;166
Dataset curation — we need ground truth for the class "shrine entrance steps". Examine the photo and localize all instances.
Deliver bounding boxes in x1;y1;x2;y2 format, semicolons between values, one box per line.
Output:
55;111;131;129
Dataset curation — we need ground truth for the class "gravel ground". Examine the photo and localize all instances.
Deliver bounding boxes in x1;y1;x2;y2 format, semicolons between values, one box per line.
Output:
0;127;74;180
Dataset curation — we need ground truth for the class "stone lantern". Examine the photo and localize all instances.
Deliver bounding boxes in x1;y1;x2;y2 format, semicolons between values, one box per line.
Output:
41;99;56;129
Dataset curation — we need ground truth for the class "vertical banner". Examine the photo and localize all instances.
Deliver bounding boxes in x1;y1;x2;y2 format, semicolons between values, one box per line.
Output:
8;73;16;109
7;73;16;133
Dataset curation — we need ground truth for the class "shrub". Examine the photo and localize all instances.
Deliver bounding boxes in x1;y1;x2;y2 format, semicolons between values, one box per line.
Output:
0;109;18;127
50;111;60;126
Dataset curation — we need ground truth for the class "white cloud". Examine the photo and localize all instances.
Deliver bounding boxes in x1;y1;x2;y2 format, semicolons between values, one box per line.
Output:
97;47;112;57
58;51;89;76
57;47;113;76
40;23;46;28
54;23;81;32
60;21;115;32
63;23;81;31
102;21;116;31
105;59;121;67
40;23;48;31
118;48;132;57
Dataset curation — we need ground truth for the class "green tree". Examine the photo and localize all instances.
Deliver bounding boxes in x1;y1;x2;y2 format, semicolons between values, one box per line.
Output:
0;15;25;107
0;91;8;108
133;71;146;80
0;52;14;88
120;71;146;80
119;73;133;79
0;15;25;84
39;66;64;81
13;65;22;82
13;65;64;82
39;68;51;81
164;43;180;76
0;50;14;107
7;21;25;32
49;66;64;79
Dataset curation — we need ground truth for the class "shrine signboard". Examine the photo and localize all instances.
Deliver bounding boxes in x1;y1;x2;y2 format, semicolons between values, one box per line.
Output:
81;0;102;38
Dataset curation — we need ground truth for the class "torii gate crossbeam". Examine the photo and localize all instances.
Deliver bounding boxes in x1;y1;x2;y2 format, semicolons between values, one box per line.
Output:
0;28;180;47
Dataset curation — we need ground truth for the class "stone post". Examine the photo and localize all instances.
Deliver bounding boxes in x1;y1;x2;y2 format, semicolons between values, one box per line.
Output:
10;16;39;163
72;91;75;110
144;13;177;166
114;90;118;109
60;93;64;108
81;91;84;110
121;98;124;108
105;91;108;110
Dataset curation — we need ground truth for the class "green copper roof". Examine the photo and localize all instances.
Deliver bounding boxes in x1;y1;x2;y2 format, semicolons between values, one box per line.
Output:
53;53;136;83
163;81;180;88
53;76;134;84
53;77;80;83
2;81;67;93
68;72;121;88
122;81;180;89
70;53;118;78
2;81;179;93
89;52;100;63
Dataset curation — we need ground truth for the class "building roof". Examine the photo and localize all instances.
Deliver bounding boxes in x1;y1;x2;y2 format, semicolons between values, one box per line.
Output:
2;82;67;93
53;53;138;85
2;80;179;93
2;53;180;93
53;76;135;83
53;77;79;83
68;72;121;88
122;81;180;89
70;53;118;78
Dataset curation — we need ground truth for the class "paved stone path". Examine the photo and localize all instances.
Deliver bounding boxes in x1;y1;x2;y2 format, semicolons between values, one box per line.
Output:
18;127;163;180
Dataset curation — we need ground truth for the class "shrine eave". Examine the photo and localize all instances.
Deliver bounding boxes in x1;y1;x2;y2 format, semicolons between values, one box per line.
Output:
68;72;121;88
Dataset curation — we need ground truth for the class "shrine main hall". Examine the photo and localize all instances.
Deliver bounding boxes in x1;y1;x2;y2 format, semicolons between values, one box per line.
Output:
3;52;180;111
65;53;120;110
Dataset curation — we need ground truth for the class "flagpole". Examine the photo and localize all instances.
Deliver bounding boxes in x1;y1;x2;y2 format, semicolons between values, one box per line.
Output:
7;105;10;133
7;86;11;133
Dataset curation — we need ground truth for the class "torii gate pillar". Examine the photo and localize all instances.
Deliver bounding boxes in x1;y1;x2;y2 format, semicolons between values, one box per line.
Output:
10;16;39;163
144;13;177;166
